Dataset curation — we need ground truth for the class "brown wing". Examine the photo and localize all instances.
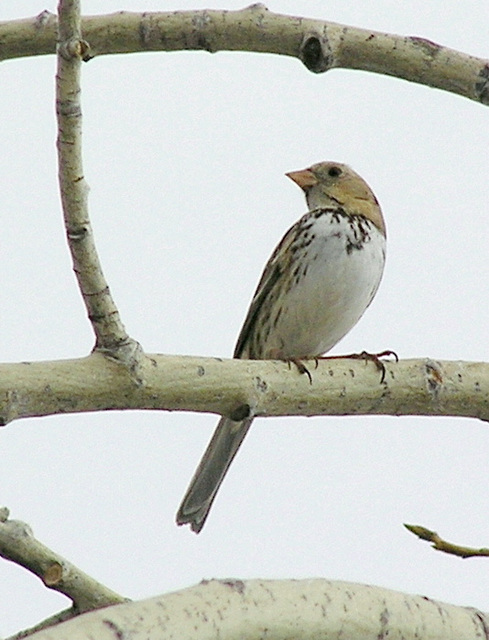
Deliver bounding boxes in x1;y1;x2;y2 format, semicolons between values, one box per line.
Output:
233;221;298;359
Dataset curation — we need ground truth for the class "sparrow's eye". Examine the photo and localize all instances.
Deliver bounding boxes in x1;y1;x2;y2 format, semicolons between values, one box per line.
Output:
328;166;342;177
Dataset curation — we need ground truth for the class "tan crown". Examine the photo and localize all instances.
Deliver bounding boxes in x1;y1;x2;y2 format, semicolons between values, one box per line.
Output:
286;161;386;237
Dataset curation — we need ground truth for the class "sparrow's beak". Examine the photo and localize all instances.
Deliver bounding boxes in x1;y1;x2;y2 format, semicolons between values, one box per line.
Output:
285;168;318;191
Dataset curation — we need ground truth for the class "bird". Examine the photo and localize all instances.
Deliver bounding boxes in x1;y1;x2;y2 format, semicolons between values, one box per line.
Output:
176;161;386;533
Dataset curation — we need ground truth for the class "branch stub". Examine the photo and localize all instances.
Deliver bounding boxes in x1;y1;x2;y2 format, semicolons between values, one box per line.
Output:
299;31;333;73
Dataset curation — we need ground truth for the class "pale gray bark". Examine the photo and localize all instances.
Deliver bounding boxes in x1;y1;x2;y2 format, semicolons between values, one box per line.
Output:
24;579;489;640
2;3;488;639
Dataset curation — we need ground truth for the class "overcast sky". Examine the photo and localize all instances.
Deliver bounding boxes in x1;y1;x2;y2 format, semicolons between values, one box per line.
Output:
2;1;489;636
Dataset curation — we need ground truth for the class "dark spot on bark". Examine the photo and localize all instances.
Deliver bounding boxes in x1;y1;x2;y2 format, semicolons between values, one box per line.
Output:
229;403;251;421
102;620;125;640
255;377;268;392
300;34;332;73
221;578;246;594
476;64;489;105
408;36;442;57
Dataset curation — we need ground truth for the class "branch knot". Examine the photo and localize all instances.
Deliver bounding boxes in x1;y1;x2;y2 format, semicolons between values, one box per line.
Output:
58;38;91;62
475;64;489;105
299;31;333;73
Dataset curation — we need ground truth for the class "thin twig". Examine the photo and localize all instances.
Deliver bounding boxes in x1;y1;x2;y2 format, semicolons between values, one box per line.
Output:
405;524;489;559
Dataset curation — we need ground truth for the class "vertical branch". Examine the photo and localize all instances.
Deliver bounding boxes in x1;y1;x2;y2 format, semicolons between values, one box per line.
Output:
56;0;141;371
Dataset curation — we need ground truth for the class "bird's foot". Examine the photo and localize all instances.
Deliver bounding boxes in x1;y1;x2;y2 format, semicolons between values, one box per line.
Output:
268;348;315;384
318;350;398;383
286;358;313;384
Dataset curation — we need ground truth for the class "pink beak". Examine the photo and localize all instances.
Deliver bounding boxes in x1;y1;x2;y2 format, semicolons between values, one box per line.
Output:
285;168;318;191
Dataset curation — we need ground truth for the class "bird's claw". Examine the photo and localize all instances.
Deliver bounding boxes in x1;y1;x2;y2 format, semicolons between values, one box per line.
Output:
345;350;398;383
286;358;313;384
317;349;398;383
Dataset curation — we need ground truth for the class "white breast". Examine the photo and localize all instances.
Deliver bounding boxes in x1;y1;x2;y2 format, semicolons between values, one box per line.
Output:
263;211;386;359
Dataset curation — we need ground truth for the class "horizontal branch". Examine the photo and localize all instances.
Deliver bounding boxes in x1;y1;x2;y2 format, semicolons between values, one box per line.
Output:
1;353;488;425
405;524;489;559
1;6;488;104
23;578;489;640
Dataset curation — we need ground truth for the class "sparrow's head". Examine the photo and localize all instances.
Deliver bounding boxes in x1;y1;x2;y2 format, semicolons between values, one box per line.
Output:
286;161;385;236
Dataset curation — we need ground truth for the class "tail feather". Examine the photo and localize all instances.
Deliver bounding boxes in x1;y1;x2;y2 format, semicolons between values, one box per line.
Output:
176;417;253;533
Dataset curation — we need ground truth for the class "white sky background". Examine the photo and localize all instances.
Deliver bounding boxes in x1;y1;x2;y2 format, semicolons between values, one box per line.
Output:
1;0;489;635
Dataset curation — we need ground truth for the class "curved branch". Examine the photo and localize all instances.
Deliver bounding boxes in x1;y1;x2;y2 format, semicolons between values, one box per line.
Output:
56;0;142;373
22;578;489;640
0;353;488;425
1;6;488;104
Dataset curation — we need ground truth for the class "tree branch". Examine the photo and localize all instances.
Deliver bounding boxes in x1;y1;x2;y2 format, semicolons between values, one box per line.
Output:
405;524;489;559
56;0;142;373
19;578;489;640
0;354;488;425
0;6;488;104
0;507;127;635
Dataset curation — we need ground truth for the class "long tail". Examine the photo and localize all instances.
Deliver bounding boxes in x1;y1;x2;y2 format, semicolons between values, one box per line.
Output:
176;416;253;533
